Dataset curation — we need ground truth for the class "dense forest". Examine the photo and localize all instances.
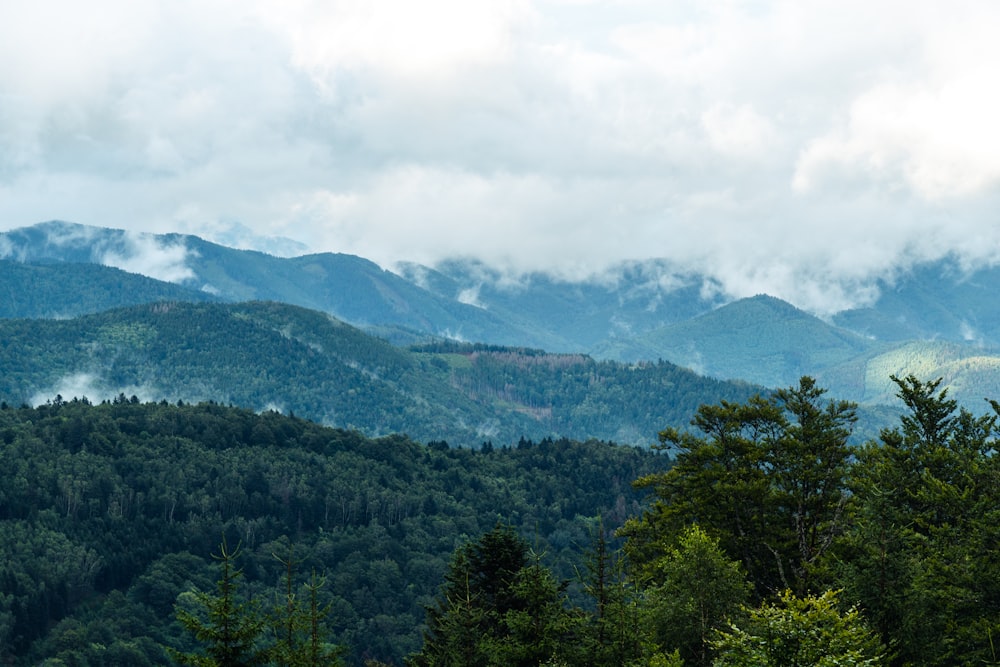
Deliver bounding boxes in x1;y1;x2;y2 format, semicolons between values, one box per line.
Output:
2;374;998;665
0;300;765;446
0;397;659;664
403;375;1000;666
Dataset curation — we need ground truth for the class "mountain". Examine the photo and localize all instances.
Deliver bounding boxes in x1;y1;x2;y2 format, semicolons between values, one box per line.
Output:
832;260;1000;346
0;300;762;447
0;259;219;318
596;295;880;387
0;221;559;348
1;221;727;351
589;294;1000;412
397;258;724;350
7;221;1000;413
816;339;1000;407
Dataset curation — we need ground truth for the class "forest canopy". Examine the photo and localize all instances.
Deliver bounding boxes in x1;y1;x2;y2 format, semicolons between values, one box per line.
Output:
1;374;997;666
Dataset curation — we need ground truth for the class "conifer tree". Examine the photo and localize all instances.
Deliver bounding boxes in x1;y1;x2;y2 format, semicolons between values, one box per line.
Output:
410;524;580;667
579;520;643;666
171;539;271;667
623;377;855;598
270;549;345;667
840;375;1000;666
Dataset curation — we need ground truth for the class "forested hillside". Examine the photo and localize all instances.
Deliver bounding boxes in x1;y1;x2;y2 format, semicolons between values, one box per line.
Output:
7;222;1000;414
0;222;559;349
0;398;660;665
4;376;997;666
404;376;1000;667
0;259;219;318
0;301;762;446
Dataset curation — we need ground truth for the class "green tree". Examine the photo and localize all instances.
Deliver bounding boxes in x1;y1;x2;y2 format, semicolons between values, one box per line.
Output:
578;521;643;666
491;556;580;666
623;377;855;597
270;549;345;667
171;540;271;667
409;524;531;667
769;377;856;593
839;375;1000;666
642;525;751;667
711;590;884;667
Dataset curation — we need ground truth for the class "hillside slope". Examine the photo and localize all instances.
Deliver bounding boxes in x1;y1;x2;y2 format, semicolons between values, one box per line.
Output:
598;295;879;386
0;300;762;446
0;221;561;349
0;399;661;664
0;259;219;318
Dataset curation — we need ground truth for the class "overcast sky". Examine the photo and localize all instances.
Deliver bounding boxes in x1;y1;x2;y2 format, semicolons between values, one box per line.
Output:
2;0;1000;313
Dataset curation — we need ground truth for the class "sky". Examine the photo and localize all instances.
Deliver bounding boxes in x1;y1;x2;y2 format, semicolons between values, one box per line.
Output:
2;0;1000;313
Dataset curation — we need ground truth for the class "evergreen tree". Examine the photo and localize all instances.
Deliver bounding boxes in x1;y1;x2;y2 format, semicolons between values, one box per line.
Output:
769;377;856;593
839;375;1000;666
409;524;531;667
579;521;643;666
171;540;271;667
623;377;855;597
491;556;580;666
270;549;345;667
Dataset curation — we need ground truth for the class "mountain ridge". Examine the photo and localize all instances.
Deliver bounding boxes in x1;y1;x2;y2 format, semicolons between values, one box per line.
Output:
0;299;765;446
6;221;1000;412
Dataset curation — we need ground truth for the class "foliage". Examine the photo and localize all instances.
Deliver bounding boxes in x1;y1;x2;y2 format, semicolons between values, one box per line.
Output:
0;398;659;665
623;377;856;597
839;375;1000;666
171;540;271;667
577;520;643;666
0;300;762;447
711;590;884;667
642;525;750;666
621;374;1000;667
409;524;582;667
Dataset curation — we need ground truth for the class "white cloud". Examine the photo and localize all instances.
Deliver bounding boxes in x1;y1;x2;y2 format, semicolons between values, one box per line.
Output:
99;232;196;283
457;285;485;308
701;103;775;158
795;74;1000;200
3;0;1000;314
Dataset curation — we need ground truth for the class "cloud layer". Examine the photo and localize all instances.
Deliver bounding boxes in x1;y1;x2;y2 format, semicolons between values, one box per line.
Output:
3;0;1000;313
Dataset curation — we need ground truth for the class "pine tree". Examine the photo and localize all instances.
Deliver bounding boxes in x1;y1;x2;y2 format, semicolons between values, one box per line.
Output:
171;539;271;667
270;548;345;667
579;519;643;666
840;375;1000;666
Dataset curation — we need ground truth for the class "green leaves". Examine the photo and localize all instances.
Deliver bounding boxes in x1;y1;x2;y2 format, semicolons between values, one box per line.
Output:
842;374;1000;666
712;590;884;667
626;377;856;597
643;525;750;666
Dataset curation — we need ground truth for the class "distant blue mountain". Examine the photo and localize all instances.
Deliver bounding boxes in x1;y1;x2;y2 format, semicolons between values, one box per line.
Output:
6;221;1000;410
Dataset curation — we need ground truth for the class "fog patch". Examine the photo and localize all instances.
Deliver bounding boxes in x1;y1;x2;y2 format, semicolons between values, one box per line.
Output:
29;372;161;406
99;231;196;283
457;285;485;309
960;320;983;346
439;328;468;342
